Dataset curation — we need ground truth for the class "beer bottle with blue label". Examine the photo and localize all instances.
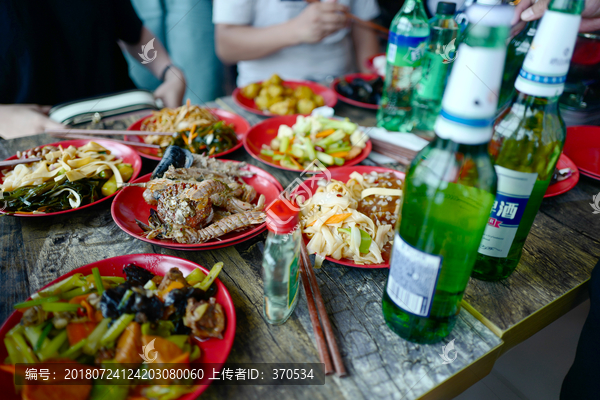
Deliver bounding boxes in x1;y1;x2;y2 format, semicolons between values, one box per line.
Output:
381;0;513;344
376;0;429;131
472;0;584;282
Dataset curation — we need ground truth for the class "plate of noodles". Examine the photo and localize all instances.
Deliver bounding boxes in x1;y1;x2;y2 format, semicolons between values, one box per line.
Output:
293;166;404;268
0;140;141;216
125;103;249;161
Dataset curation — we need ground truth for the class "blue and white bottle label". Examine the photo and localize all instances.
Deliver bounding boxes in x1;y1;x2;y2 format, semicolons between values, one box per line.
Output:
515;10;581;97
478;166;538;258
387;234;442;317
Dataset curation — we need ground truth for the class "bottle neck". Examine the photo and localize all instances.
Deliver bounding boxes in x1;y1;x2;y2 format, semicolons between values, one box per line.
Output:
511;91;560;110
549;0;585;14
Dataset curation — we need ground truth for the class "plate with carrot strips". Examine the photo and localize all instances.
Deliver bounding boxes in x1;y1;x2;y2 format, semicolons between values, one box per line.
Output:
125;105;249;161
0;254;236;400
243;115;372;172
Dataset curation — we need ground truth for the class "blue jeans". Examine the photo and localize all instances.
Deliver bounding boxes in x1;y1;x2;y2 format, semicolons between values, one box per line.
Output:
126;0;224;103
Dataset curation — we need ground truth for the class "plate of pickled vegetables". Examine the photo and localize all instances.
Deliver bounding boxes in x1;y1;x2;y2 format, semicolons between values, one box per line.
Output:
0;140;141;216
294;166;404;268
0;254;236;400
243;115;371;171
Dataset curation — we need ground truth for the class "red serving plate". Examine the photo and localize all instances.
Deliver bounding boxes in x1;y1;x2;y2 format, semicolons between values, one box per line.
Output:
564;125;600;181
0;253;236;400
0;139;142;217
232;80;337;117
111;162;282;250
295;166;404;269
332;73;380;110
243;115;372;172
544;154;580;198
365;53;386;76
125;108;249;161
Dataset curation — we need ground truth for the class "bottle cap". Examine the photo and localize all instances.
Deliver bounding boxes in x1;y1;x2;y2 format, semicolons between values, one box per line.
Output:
436;2;456;15
467;3;514;26
265;198;299;235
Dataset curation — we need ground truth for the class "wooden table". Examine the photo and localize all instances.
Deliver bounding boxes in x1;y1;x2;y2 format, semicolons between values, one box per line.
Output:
1;98;597;400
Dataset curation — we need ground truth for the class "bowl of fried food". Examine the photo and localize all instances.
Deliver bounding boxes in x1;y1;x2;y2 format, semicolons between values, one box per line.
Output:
233;74;337;116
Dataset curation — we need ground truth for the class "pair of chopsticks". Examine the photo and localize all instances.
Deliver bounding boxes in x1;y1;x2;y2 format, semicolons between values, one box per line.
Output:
304;0;389;36
45;129;173;149
298;241;347;377
0;157;43;167
369;137;418;166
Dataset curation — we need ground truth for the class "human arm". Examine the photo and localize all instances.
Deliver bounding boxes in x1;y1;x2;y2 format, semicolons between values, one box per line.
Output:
352;23;380;73
512;0;600;32
0;105;65;140
214;2;349;64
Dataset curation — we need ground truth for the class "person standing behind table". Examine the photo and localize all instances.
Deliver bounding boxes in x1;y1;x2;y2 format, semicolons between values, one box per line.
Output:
0;0;187;140
213;0;381;87
125;0;224;103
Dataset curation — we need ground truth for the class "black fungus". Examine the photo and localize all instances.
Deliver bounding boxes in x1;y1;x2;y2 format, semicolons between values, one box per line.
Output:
99;282;135;319
133;294;164;324
123;264;155;286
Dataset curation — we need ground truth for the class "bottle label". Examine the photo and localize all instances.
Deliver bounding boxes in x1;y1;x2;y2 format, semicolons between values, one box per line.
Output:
478;166;538;258
387;33;428;67
514;10;581;97
288;256;300;308
415;52;449;100
386;234;442;317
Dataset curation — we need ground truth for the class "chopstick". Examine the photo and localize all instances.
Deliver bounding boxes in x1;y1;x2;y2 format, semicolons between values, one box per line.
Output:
0;157;43;167
299;257;334;375
48;133;161;149
369;138;418;166
45;129;176;137
304;0;388;35
299;241;347;377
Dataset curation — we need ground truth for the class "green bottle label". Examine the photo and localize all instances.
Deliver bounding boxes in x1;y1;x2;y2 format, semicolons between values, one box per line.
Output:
386;33;428;67
386;234;442;317
288;256;300;308
415;52;449;100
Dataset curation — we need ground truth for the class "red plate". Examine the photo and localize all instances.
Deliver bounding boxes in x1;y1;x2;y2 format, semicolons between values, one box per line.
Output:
111;162;282;250
243;115;372;172
161;225;267;251
365;53;386;76
332;73;380;110
295;166;404;269
0;139;142;217
0;253;236;400
125;108;249;161
232;80;337;117
544;154;580;198
564;125;600;178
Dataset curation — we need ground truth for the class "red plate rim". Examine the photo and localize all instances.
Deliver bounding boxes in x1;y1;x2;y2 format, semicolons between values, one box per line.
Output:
232;80;338;117
331;73;380;110
564;125;600;177
242;115;372;172
0;253;236;400
544;153;580;198
125;108;249;161
295;165;405;269
0;139;142;217
161;225;267;251
111;161;282;250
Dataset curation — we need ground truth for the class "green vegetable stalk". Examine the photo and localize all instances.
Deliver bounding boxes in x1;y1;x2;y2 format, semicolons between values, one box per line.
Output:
194;262;223;292
100;314;135;347
83;318;110;355
38;330;68;361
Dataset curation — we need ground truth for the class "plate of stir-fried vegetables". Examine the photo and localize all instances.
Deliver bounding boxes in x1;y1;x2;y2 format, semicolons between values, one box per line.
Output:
0;254;236;400
0;140;142;216
125;104;249;161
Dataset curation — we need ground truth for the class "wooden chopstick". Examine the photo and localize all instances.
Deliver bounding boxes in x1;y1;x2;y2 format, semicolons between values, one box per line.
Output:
299;257;335;375
48;133;161;149
346;13;389;35
45;129;176;137
299;241;347;377
0;157;43;167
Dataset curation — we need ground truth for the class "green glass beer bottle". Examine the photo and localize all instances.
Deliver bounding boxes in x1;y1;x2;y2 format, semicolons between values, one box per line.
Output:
472;0;584;282
381;1;513;344
376;0;429;131
497;20;539;111
403;2;459;136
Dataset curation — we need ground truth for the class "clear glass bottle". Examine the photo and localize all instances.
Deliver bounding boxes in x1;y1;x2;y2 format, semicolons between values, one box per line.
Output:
403;1;459;136
472;0;584;282
381;0;513;344
376;0;430;131
262;199;301;325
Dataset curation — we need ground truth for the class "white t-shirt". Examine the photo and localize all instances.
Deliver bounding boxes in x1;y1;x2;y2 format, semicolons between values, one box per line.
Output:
213;0;380;86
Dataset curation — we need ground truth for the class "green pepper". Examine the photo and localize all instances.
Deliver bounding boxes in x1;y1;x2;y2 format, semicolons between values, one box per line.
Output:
98;169;113;179
194;262;223;292
116;163;134;182
101;174;118;197
165;335;189;349
141;320;175;337
100;314;135;347
185;268;207;286
359;229;372;254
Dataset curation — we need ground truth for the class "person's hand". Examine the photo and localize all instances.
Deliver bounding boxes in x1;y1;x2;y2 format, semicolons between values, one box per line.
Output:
154;67;187;108
512;0;600;32
289;1;349;44
0;105;65;140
